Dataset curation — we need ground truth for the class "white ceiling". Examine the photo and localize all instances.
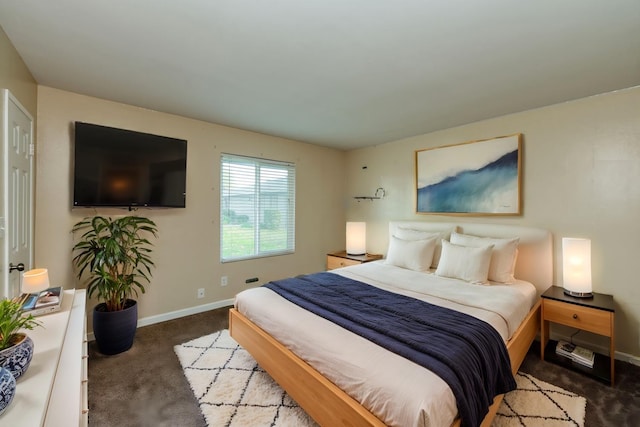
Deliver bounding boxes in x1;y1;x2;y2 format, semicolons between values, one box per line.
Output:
1;1;639;150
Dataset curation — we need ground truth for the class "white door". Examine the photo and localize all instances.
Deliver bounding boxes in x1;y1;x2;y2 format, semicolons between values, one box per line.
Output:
1;89;34;299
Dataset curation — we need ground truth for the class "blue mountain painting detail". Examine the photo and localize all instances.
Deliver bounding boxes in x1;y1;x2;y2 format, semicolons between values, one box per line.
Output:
417;150;519;213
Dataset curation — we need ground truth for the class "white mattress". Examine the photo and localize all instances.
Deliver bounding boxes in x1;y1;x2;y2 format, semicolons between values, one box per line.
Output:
234;261;537;427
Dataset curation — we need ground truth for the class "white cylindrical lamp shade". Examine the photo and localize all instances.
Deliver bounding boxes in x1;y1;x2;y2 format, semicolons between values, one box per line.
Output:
346;222;366;255
562;238;592;297
22;268;50;294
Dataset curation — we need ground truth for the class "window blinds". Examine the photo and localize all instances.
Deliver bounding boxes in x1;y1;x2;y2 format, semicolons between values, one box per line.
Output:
220;154;295;262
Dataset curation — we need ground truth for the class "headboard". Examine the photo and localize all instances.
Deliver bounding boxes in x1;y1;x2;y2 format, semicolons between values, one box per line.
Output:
388;221;553;295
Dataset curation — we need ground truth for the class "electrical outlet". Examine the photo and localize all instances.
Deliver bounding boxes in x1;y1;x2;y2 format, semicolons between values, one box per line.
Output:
221;276;228;287
197;288;205;298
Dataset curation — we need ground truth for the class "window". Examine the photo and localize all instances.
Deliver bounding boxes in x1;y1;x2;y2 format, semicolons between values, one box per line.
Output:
221;154;295;262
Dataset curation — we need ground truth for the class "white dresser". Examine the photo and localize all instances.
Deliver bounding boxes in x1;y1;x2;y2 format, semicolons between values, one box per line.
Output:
1;289;88;426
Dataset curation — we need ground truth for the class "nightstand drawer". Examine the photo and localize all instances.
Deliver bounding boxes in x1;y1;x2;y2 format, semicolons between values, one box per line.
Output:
544;299;612;336
327;256;361;270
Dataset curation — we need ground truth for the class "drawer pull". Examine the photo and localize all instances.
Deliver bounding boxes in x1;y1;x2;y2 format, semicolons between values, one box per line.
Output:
573;314;578;319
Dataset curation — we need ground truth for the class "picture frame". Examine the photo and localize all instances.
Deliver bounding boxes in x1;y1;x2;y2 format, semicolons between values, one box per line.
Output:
415;134;522;215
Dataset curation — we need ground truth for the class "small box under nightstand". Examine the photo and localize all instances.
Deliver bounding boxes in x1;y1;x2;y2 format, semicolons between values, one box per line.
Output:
326;251;383;270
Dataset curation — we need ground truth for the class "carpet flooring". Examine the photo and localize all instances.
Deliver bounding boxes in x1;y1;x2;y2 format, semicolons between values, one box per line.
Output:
174;329;586;427
88;306;640;426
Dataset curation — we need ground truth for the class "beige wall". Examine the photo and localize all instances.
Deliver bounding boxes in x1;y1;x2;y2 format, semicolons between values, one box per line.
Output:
346;87;640;359
1;26;37;297
35;86;346;328
0;26;37;116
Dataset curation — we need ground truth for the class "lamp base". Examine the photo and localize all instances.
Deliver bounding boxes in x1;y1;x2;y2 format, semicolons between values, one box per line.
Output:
563;289;593;298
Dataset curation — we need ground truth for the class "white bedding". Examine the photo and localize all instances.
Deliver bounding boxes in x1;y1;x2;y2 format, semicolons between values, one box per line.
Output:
234;261;537;427
337;262;537;341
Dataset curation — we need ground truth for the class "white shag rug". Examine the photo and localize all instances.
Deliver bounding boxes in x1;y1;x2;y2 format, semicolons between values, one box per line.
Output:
494;372;586;427
175;330;586;427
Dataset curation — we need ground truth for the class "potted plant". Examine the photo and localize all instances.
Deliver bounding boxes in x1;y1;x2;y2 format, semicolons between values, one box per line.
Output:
0;298;41;413
71;215;158;355
0;299;40;379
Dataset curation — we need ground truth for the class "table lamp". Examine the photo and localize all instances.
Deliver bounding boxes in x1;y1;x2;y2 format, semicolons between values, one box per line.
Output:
22;268;50;295
562;238;592;298
346;222;366;255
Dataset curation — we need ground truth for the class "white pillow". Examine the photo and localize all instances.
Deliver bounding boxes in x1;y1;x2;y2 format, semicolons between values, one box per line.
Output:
450;232;520;284
385;235;438;272
393;227;455;268
435;240;494;284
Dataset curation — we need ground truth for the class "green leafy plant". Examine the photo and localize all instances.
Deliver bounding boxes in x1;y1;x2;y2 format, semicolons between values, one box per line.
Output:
71;216;158;312
0;299;40;350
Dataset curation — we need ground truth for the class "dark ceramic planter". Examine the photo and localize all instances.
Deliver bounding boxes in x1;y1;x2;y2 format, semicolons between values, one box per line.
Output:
0;333;34;380
93;300;138;355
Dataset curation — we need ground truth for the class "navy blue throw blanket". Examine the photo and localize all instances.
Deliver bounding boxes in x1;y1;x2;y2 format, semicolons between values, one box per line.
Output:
264;272;516;427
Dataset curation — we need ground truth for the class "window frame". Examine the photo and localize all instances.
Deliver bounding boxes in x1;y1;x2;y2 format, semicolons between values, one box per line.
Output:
220;153;296;263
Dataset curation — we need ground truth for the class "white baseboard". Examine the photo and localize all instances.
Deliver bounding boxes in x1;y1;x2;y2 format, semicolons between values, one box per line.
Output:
614;350;640;367
137;298;235;328
86;298;234;342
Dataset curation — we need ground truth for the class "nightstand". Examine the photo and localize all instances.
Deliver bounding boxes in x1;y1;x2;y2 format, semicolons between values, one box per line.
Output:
540;286;615;385
326;251;383;270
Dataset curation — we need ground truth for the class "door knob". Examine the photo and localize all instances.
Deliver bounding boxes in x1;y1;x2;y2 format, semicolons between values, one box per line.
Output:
9;262;25;273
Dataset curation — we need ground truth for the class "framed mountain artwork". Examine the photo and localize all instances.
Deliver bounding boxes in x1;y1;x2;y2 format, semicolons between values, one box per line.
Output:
415;134;522;215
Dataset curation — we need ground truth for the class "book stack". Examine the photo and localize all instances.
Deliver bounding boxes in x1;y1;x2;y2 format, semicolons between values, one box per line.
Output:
555;340;595;368
556;340;576;358
14;286;63;317
571;345;595;368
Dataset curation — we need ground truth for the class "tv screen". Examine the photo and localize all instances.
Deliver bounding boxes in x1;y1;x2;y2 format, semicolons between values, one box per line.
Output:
73;122;187;208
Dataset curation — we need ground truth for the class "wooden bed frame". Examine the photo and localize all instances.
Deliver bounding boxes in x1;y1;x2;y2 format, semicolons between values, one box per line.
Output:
230;301;540;426
230;222;551;426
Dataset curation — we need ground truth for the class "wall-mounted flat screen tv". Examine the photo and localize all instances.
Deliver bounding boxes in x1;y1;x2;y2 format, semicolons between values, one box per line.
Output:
73;122;187;208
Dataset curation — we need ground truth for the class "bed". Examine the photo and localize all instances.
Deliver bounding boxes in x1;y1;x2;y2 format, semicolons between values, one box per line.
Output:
230;221;552;426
